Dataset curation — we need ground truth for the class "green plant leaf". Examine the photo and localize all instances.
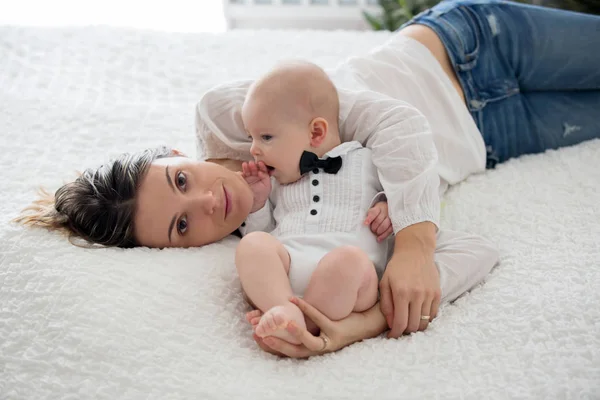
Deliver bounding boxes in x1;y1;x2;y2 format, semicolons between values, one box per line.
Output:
391;7;412;21
362;10;384;30
364;0;450;31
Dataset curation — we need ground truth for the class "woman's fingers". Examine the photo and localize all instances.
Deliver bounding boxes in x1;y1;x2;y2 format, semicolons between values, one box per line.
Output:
418;297;433;331
286;322;328;352
260;335;312;359
252;334;286;357
379;279;394;329
289;297;333;331
254;298;338;358
406;296;425;333
388;292;409;338
430;290;441;319
254;323;324;359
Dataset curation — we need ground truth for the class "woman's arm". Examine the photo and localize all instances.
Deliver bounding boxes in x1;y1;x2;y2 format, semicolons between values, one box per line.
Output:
339;91;441;337
382;222;440;338
195;80;253;162
254;228;439;359
254;297;388;358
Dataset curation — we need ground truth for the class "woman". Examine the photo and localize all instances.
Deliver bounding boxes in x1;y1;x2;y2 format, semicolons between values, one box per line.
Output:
18;0;600;358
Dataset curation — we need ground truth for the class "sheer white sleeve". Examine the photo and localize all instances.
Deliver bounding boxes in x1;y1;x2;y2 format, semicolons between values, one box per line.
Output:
338;89;440;233
435;230;499;303
238;201;275;236
195;80;254;161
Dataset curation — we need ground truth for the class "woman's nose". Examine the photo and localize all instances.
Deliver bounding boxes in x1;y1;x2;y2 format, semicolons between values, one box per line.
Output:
189;191;217;214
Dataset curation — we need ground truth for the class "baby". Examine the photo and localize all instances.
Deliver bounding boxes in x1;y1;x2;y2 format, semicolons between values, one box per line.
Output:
235;61;500;345
235;61;391;343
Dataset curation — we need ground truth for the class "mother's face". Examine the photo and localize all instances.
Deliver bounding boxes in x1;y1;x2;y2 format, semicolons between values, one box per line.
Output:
134;157;253;248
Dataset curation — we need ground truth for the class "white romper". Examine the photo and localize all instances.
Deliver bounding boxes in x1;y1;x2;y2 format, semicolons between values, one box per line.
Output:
239;142;391;296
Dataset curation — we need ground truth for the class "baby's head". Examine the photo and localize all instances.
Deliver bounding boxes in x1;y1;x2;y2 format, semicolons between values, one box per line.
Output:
242;61;340;184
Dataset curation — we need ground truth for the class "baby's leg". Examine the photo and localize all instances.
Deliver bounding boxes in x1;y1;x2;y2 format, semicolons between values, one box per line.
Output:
235;231;305;344
302;246;378;326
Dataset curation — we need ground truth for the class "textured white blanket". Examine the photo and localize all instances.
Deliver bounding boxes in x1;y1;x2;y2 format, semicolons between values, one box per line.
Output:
1;26;599;400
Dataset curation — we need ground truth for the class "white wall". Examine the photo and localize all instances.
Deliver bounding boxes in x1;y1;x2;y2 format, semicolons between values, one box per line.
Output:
0;0;227;33
224;0;380;30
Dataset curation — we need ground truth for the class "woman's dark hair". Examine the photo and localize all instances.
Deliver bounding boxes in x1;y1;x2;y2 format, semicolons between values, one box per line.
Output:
15;146;174;248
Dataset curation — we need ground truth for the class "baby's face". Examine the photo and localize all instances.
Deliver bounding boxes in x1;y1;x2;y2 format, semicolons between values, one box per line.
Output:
246;117;310;185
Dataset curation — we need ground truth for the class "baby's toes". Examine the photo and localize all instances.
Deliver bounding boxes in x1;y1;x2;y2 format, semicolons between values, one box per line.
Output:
255;317;273;337
270;310;289;328
264;313;279;331
245;309;262;323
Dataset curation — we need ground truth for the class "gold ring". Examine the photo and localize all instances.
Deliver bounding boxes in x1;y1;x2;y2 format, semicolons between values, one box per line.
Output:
421;315;431;321
319;335;329;351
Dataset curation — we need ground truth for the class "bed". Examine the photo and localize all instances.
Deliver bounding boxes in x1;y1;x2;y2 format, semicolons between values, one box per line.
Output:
1;25;599;399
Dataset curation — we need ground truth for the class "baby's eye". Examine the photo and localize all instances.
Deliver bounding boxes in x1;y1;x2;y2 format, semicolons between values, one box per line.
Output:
176;171;187;191
261;134;273;141
177;215;188;235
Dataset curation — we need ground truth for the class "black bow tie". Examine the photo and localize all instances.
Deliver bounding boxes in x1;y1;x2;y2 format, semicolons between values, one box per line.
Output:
299;151;343;175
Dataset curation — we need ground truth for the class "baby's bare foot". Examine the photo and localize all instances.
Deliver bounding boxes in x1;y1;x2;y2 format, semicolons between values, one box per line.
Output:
255;302;306;344
246;309;262;328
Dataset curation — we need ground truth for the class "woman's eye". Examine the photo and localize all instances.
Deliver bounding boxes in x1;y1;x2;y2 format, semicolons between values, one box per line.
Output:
176;171;187;190
177;215;188;235
262;134;272;142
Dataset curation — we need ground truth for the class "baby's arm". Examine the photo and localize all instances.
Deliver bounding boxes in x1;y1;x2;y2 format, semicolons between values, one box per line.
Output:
241;161;271;213
364;200;394;242
239;161;276;234
434;230;500;303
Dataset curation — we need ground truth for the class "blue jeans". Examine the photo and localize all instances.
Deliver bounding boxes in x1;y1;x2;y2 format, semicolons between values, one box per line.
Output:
403;0;600;167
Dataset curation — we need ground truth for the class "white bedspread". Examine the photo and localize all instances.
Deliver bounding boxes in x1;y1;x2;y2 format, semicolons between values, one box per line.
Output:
1;25;599;400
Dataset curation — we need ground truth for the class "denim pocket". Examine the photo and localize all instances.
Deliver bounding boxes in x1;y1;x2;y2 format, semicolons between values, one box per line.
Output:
448;6;481;70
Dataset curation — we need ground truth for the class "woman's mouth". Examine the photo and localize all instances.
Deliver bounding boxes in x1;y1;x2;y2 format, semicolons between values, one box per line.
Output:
224;186;232;218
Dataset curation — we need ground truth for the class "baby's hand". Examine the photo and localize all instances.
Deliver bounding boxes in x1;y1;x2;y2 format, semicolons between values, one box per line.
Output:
364;201;394;242
241;161;272;213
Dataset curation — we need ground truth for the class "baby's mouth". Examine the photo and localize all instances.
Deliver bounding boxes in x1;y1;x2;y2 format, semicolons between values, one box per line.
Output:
265;165;275;175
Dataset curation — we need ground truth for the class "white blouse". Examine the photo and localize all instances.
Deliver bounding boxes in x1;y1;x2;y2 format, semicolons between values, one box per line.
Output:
195;34;486;233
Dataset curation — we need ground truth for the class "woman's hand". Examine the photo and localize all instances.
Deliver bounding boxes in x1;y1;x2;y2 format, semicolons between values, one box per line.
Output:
379;221;441;338
246;297;388;358
241;161;272;213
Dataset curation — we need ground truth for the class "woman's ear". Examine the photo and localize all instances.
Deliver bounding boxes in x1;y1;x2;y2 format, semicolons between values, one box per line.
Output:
309;117;328;147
